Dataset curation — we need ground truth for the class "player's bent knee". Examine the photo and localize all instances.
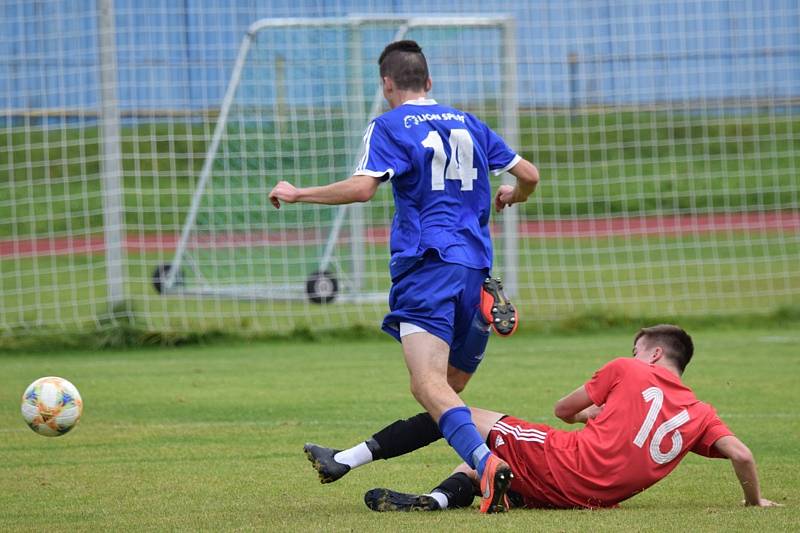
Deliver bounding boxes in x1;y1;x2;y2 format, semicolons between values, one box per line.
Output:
408;379;430;405
409;376;455;410
409;379;437;404
447;366;472;393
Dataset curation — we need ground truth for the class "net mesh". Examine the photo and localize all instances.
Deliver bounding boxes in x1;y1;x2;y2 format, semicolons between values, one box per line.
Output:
0;2;798;336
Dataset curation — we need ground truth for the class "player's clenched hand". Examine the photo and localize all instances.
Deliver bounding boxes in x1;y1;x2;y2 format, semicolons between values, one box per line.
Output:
494;184;516;212
269;181;300;209
584;404;604;420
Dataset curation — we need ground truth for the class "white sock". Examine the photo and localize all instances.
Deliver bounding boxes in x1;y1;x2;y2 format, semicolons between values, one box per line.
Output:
427;491;449;510
333;442;373;469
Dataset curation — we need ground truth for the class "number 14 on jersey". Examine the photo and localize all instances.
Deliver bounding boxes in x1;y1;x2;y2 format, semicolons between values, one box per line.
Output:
421;129;478;191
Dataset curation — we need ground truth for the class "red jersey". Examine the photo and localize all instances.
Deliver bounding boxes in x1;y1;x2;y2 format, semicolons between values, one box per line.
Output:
545;357;734;508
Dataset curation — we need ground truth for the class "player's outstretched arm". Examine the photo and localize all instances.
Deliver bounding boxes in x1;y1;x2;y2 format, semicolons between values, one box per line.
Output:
269;174;380;209
494;158;539;212
713;435;782;507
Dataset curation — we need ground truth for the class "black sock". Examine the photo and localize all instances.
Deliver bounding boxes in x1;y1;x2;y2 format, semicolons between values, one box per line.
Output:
368;412;442;460
432;472;476;509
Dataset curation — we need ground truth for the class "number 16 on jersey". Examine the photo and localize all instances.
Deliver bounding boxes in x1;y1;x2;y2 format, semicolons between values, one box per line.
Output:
633;386;691;464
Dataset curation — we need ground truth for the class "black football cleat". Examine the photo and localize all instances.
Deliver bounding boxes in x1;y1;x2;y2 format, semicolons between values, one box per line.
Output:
480;277;518;336
303;443;350;484
364;488;441;512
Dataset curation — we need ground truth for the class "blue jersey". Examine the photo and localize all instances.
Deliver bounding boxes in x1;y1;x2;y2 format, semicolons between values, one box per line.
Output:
354;99;520;280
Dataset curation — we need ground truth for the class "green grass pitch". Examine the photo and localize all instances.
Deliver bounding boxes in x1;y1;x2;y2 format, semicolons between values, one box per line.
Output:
0;326;796;531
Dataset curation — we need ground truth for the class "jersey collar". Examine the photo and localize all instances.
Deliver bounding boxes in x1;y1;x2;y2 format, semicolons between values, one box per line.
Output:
402;97;438;106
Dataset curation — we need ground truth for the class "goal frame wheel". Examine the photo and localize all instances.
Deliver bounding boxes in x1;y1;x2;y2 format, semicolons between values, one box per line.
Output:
305;271;338;304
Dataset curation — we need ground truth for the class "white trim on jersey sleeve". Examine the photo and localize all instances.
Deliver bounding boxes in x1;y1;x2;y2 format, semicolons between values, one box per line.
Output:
355;121;376;172
354;120;395;181
491;154;522;176
354;168;395;180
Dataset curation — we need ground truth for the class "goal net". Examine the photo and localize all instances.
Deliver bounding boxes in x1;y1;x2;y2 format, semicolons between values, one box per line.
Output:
2;4;798;337
154;16;517;305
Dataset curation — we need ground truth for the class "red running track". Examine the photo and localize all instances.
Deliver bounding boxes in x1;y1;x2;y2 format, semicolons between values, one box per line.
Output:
1;211;798;258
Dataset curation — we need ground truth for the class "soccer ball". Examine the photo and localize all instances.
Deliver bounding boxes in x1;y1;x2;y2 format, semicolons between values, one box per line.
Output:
21;376;83;437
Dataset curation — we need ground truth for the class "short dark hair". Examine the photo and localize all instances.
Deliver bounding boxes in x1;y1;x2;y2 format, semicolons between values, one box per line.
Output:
634;325;694;373
378;40;429;91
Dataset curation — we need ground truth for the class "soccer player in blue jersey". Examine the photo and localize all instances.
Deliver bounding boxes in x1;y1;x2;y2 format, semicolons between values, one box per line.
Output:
269;40;539;512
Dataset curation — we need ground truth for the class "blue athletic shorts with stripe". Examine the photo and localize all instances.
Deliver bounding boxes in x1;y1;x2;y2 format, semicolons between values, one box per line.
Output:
381;251;491;374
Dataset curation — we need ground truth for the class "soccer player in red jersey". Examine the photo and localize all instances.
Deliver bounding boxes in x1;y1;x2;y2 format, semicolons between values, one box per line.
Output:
362;325;781;512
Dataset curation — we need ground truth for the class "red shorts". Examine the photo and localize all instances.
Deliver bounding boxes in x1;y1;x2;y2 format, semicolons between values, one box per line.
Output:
488;416;576;509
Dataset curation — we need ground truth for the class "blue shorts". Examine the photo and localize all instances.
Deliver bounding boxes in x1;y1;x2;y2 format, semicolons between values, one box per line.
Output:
382;252;491;374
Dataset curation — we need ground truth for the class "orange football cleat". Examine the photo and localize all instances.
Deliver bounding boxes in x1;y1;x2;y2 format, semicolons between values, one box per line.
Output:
479;454;514;513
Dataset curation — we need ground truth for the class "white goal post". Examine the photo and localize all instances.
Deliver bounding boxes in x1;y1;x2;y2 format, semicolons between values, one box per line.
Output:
155;15;519;303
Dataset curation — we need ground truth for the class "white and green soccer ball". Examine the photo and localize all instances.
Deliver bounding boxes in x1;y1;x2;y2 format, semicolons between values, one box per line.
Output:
21;377;83;437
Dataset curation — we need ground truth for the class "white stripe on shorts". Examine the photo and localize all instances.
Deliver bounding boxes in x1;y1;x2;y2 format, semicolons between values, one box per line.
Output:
399;322;429;337
494;420;547;443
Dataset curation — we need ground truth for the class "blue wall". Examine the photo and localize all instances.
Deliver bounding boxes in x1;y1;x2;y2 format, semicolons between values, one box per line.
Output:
1;0;799;114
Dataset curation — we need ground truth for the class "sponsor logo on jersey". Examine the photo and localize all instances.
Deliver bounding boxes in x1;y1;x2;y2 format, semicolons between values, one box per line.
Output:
495;434;505;448
403;112;466;128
